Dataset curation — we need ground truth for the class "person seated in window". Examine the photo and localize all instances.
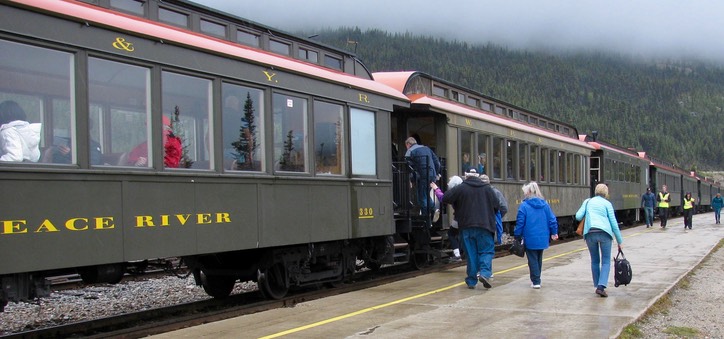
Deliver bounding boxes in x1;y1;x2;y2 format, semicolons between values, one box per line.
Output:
477;153;486;174
0;100;41;162
461;152;472;173
48;136;103;165
127;115;182;168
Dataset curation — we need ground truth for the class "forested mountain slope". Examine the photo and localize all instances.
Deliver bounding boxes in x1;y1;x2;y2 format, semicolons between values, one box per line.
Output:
313;28;723;170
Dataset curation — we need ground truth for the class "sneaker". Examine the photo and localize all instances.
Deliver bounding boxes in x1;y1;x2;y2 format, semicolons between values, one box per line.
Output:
467;285;475;289
478;275;492;289
595;288;608;298
531;284;541;289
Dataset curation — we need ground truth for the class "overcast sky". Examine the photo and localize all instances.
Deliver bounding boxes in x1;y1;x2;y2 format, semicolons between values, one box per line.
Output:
192;0;723;63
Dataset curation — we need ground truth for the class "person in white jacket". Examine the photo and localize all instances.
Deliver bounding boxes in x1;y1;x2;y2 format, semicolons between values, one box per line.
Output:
0;100;41;162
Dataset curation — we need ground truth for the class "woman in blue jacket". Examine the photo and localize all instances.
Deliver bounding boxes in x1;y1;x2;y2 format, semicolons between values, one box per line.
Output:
514;181;558;289
576;183;624;297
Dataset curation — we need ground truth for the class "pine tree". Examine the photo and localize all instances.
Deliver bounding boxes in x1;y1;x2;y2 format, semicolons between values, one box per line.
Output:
170;106;194;168
279;130;295;171
231;92;257;170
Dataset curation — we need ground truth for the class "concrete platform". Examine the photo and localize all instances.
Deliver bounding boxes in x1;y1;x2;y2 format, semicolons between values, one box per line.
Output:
151;213;722;339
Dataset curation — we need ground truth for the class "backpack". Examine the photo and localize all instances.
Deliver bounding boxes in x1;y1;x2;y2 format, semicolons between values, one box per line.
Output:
614;249;632;287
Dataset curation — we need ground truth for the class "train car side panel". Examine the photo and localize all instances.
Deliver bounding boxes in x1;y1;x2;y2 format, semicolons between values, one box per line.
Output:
0;177;124;274
194;182;259;254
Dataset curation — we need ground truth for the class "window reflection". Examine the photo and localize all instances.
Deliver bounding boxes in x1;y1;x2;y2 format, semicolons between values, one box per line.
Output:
314;101;344;175
273;93;307;172
223;83;263;171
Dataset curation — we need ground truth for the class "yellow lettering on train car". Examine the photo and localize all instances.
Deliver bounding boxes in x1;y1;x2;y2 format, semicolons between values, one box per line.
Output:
136;215;155;227
465;118;472;126
263;71;278;83
216;213;231;223
197;213;212;224
112;37;134;52
177;214;191;225
66;218;89;231
2;220;28;234
358;94;369;103
35;220;59;233
358;207;374;219
95;217;114;230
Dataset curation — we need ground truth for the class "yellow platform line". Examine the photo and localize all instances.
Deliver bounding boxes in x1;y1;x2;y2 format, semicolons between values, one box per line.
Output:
259;230;645;338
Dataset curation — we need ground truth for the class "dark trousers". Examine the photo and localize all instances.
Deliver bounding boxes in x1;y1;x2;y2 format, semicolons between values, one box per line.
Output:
659;207;668;227
683;208;693;229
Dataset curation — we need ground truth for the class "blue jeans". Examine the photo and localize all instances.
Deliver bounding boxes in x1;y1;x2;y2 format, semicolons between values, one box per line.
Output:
644;207;654;226
715;208;721;223
525;249;544;285
415;179;433;216
585;231;613;289
461;227;495;287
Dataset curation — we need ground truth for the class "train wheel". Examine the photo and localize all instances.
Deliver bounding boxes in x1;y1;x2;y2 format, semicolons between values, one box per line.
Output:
410;250;429;270
258;263;288;300
200;271;235;298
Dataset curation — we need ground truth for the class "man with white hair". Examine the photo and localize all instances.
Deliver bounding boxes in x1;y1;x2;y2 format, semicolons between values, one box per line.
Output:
441;169;500;289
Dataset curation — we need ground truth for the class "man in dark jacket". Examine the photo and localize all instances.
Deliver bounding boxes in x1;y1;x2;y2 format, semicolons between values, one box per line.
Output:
404;137;441;220
441;169;500;289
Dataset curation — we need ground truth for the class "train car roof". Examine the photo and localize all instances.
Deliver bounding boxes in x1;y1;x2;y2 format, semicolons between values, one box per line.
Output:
584;139;648;162
374;71;592;149
9;0;408;102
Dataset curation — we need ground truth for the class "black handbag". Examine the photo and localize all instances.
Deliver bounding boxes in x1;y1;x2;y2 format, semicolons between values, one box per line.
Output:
614;248;632;287
509;238;525;257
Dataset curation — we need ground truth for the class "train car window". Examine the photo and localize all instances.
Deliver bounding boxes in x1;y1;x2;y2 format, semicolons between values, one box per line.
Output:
566;153;574;184
314;101;344;175
492;137;503;179
88;57;150;167
350;107;376;176
481;101;493;112
223;83;264;172
476;134;488;175
505;140;517;180
323;55;342;70
574;155;582;184
299;48;319;63
466;96;480;108
549;149;557;183
618;161;625;181
518;142;527;180
494;106;505;115
0;40;73;165
432;85;446;97
539;119;546;128
237;29;260;47
530;117;538;125
110;0;145;15
200;19;226;38
540;148;549;182
461;130;474;174
530;146;539;181
159;7;189;28
269;39;291;56
635;165;641;183
161;71;212;169
273;93;307;172
558;151;565;183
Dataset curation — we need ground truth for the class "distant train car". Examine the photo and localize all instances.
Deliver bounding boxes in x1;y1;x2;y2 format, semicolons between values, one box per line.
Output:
375;71;593;238
644;154;687;217
1;0;409;308
696;176;717;213
586;140;649;225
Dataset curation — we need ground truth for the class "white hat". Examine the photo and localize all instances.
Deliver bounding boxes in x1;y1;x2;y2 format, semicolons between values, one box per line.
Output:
465;169;479;178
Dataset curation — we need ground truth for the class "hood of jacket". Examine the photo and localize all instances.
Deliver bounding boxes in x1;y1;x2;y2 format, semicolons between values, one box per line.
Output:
462;177;486;188
524;197;548;209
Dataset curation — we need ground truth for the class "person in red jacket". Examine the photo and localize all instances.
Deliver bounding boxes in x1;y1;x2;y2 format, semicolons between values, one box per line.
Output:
127;115;181;168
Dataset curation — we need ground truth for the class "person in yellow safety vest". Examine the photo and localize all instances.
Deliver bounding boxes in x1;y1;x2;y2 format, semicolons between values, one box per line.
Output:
682;192;696;231
657;185;671;228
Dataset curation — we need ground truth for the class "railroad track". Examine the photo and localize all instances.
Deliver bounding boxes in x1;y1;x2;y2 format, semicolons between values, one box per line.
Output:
10;260;463;338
